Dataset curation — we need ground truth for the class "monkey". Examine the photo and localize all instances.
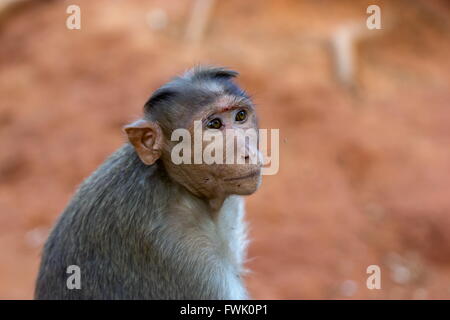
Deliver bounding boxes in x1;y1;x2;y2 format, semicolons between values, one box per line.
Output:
34;66;263;300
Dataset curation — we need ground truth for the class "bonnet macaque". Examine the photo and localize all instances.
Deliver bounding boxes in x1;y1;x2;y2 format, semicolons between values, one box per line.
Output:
35;66;262;299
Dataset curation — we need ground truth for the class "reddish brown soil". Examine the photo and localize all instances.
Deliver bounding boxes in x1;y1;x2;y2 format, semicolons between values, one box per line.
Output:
0;0;449;299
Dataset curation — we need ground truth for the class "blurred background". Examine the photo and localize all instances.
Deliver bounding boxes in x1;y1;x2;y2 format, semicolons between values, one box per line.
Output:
0;0;449;299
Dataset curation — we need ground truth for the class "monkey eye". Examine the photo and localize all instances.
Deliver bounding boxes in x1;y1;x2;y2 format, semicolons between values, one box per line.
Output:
206;118;223;129
235;109;247;122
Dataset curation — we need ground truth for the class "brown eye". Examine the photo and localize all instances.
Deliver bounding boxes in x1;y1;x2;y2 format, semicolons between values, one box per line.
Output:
235;110;247;122
207;118;222;129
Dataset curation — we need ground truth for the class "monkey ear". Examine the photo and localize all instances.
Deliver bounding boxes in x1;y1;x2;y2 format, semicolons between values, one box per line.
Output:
123;119;163;165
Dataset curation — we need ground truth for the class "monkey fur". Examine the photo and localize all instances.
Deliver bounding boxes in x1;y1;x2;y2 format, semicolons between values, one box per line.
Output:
35;66;262;299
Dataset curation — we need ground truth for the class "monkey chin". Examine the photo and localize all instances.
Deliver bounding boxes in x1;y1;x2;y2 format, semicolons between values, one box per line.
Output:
226;170;262;196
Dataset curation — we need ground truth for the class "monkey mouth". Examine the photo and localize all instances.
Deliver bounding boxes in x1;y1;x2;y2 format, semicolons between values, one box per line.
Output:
224;170;260;181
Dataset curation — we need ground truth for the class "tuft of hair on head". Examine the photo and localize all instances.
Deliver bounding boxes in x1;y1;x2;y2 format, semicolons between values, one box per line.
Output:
145;87;177;108
182;65;239;82
143;66;244;119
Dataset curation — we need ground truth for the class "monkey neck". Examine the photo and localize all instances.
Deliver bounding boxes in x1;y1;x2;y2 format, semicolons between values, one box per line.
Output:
180;183;229;216
159;160;230;215
207;196;227;214
169;177;228;217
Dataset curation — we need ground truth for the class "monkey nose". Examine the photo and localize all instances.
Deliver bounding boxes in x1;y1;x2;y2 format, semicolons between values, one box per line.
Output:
241;149;259;165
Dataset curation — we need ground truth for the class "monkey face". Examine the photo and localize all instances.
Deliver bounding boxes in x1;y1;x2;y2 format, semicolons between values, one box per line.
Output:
124;67;263;205
200;105;262;196
163;99;263;199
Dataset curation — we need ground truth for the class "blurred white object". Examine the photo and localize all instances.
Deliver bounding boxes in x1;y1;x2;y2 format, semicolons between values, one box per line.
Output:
146;8;168;31
185;0;216;43
24;227;49;248
329;22;382;89
340;279;358;297
330;23;361;88
391;264;411;285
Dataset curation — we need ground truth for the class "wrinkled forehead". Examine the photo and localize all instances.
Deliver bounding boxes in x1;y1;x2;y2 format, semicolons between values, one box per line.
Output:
146;77;253;134
174;89;253;127
191;94;253;121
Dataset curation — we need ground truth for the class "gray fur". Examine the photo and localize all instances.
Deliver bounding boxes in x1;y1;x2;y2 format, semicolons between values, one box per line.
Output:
35;67;250;300
35;144;248;299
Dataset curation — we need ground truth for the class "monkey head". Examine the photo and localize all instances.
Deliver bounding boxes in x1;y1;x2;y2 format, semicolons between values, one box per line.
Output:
124;67;262;207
